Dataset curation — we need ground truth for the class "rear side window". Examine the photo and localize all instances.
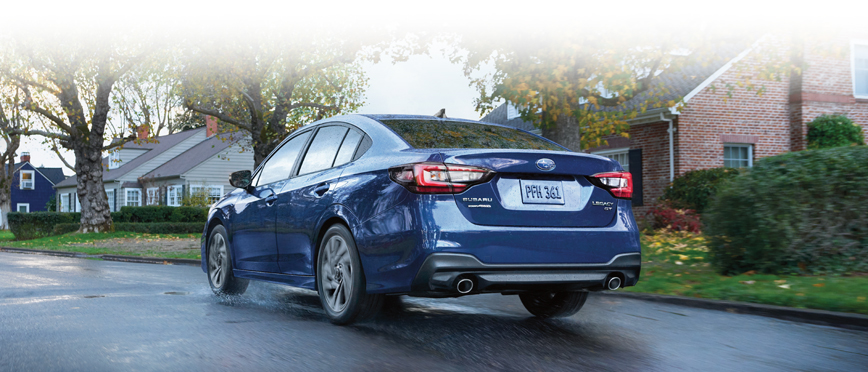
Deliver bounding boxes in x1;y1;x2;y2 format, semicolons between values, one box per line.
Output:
333;129;363;167
380;119;564;151
257;131;312;186
298;126;349;175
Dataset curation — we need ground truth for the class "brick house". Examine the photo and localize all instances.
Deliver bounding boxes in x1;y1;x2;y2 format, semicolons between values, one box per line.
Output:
483;34;868;213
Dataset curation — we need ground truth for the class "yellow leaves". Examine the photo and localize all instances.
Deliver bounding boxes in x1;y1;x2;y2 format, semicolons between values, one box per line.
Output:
813;283;825;288
858;297;866;302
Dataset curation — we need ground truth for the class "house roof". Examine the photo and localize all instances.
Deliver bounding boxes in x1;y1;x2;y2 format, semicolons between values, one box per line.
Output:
54;127;205;188
142;134;235;180
6;161;66;185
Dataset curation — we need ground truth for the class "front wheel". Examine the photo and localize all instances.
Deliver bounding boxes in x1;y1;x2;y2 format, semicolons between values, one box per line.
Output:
207;225;248;295
316;224;383;325
519;291;588;318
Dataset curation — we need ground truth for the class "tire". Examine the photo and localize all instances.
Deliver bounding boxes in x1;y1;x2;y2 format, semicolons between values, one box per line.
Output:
316;224;384;325
519;291;589;318
207;225;249;295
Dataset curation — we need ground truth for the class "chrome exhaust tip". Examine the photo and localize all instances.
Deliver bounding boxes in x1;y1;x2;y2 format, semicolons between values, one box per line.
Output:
456;278;474;294
607;276;622;290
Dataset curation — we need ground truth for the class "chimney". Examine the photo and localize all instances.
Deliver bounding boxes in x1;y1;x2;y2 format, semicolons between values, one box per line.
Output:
20;152;30;163
137;125;150;139
206;116;219;137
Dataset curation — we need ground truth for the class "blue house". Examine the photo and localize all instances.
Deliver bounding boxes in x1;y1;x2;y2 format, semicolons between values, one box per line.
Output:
9;152;66;214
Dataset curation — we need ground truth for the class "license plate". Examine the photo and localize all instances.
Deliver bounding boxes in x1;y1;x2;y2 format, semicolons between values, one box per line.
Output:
519;180;565;205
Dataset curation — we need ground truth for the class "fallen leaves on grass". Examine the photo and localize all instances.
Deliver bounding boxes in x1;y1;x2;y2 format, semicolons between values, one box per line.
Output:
813;283;826;287
778;284;791;289
740;280;756;285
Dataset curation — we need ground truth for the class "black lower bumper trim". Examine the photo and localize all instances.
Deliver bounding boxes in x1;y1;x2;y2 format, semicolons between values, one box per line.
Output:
410;252;641;296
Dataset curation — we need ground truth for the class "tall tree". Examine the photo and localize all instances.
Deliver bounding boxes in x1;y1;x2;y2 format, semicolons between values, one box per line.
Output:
182;33;367;167
454;27;791;151
0;84;23;229
0;34;149;232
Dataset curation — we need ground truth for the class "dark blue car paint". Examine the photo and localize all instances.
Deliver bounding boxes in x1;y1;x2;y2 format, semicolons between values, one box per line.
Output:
201;114;641;295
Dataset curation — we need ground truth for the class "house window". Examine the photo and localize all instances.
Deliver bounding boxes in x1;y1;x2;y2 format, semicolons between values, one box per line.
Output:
106;189;115;212
20;170;34;190
592;148;630;172
146;188;160;206
724;144;753;168
108;151;121;169
59;193;70;212
854;43;868;98
17;203;30;213
125;188;142;207
167;186;182;207
190;185;224;205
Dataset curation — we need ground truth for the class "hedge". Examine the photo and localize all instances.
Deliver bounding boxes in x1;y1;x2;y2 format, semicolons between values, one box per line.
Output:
7;212;77;240
660;167;740;212
8;206;208;240
806;114;865;150
54;222;205;235
705;146;868;275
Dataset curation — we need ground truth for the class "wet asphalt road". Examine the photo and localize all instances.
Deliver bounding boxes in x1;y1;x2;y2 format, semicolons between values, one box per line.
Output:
1;252;867;372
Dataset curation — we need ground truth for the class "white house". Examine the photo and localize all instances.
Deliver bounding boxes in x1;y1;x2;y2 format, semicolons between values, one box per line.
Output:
53;123;254;211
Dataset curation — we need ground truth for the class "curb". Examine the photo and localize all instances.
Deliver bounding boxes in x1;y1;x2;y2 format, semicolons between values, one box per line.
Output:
600;290;868;332
0;247;201;267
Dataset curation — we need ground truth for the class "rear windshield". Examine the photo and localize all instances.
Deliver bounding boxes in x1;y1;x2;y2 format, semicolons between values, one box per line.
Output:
380;119;564;151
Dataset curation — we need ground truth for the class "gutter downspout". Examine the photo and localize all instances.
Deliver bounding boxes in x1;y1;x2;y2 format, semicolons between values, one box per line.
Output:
661;113;675;182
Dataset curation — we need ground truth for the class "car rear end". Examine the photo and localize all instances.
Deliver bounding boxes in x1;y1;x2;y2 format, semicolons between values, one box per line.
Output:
376;118;641;297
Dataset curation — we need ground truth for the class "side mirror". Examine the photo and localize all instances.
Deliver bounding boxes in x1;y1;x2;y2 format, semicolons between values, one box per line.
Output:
229;170;252;189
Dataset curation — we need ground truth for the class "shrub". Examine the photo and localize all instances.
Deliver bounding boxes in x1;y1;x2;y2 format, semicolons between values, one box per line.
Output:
169;207;208;223
643;202;703;233
54;222;204;235
806;114;865;150
8;212;76;240
661;167;740;212
705;146;868;275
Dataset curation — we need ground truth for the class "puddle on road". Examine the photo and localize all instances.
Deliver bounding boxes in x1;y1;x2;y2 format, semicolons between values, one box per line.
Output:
163;292;189;295
83;295;105;299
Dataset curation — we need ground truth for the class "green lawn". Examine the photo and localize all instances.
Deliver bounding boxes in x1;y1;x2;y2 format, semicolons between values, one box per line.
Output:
627;230;868;315
0;230;201;260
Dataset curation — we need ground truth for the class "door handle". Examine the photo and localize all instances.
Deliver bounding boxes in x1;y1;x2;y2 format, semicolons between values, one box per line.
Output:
265;194;278;206
313;183;330;197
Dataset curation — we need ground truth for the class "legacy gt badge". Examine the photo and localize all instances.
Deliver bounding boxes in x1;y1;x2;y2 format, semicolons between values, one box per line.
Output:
536;158;556;171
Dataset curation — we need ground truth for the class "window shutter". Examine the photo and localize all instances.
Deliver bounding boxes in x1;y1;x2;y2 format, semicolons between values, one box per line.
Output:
628;149;643;206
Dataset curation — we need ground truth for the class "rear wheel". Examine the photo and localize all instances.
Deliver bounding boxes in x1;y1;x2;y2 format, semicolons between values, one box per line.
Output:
316;224;383;325
519;291;588;318
207;225;248;295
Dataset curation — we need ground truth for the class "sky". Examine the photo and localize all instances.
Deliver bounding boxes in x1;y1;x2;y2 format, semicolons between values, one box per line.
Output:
9;50;490;175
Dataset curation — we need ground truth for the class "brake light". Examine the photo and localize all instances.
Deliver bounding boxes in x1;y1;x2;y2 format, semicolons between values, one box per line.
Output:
591;172;633;199
389;163;494;194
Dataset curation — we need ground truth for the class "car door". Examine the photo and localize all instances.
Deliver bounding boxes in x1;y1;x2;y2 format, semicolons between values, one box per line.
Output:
231;130;312;272
275;124;365;276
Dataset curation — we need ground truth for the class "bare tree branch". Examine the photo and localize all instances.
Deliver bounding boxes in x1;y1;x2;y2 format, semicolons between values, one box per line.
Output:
49;139;75;171
184;101;253;131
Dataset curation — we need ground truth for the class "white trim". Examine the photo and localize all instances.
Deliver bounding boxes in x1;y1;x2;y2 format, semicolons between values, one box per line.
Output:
19;170;35;190
124;188;142;207
16;203;30;213
723;143;754;168
670;35;768;115
591;147;630;156
14;162;60;186
105;189;115;212
146;187;160;206
167;185;182;207
852;40;868;99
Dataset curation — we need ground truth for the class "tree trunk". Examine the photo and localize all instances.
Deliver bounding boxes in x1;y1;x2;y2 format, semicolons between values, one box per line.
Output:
542;113;582;152
73;140;112;233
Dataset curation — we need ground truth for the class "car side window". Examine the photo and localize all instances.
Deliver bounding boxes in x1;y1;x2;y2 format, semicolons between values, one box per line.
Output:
333;129;363;167
298;126;348;175
256;131;312;186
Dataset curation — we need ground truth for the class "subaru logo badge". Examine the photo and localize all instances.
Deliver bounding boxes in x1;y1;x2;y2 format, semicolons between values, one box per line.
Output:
536;158;556;171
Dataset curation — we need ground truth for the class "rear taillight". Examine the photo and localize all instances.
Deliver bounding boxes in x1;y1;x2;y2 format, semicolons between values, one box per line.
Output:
389;162;494;194
590;172;633;199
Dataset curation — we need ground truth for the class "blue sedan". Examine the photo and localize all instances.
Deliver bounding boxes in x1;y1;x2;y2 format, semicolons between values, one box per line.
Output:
202;114;641;324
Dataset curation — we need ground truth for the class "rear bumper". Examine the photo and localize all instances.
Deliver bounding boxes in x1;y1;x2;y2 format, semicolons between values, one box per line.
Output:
408;252;641;297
